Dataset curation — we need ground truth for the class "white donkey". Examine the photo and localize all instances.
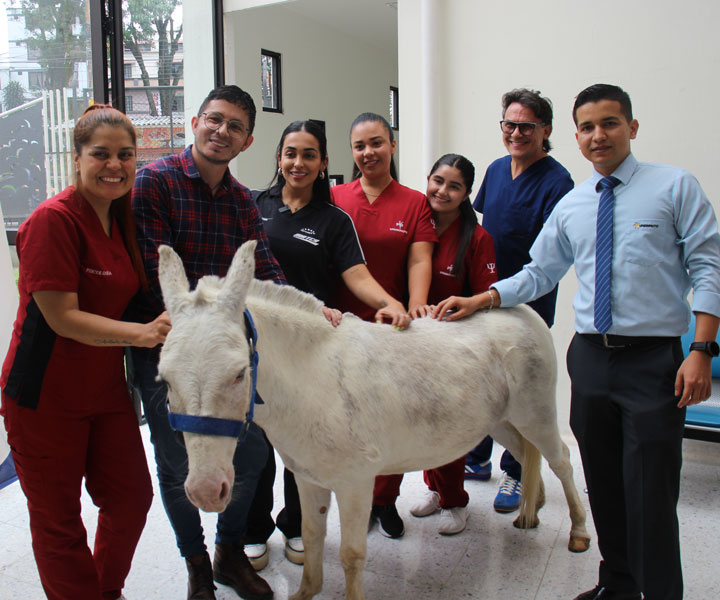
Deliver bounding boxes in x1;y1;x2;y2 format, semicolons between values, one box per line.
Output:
157;241;590;600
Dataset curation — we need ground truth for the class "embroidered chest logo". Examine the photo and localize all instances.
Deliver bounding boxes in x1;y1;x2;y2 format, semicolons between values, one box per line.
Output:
84;266;113;276
440;264;455;278
389;220;408;234
487;262;496;273
293;228;320;246
632;222;659;229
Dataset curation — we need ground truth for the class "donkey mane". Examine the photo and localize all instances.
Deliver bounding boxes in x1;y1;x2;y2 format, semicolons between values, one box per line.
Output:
185;275;327;319
192;276;223;304
248;278;331;320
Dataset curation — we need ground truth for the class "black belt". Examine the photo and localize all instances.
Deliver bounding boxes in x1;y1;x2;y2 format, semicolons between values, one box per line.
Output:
580;333;678;349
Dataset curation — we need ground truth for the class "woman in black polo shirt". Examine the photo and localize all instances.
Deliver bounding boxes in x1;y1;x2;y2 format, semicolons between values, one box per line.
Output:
245;119;409;568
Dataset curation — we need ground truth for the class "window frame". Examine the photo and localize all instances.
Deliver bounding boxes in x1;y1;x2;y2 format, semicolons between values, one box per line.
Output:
390;86;399;131
261;49;283;114
5;0;226;245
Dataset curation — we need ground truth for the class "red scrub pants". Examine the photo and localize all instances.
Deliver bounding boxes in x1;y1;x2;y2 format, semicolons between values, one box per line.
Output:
3;395;153;600
373;456;469;508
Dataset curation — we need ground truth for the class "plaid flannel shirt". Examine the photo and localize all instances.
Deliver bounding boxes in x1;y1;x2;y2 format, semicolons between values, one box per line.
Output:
131;145;285;323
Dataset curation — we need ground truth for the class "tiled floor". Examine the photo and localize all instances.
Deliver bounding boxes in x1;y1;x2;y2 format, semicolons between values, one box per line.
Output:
1;427;719;599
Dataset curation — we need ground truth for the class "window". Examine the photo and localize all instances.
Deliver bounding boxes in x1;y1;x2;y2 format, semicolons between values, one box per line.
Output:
261;49;282;113
124;63;133;78
122;0;185;165
0;0;93;231
389;86;399;130
28;71;44;90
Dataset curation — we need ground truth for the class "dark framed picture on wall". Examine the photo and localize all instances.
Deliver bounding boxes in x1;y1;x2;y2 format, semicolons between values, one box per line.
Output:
328;174;344;188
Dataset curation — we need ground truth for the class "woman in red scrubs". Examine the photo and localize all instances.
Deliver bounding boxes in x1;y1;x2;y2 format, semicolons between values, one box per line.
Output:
331;112;437;539
409;153;497;536
1;105;171;600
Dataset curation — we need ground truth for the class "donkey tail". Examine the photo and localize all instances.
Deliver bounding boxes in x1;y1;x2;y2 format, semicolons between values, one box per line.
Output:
513;437;543;530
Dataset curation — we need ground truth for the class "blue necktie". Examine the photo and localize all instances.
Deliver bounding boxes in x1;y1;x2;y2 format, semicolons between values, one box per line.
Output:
593;176;621;334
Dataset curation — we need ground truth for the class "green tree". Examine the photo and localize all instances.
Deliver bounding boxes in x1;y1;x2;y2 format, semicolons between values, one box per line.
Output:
15;0;88;91
2;81;28;110
123;0;182;117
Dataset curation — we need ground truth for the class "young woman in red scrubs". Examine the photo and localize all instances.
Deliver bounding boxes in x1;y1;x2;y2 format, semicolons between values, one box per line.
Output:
331;112;437;539
1;105;171;600
409;154;497;536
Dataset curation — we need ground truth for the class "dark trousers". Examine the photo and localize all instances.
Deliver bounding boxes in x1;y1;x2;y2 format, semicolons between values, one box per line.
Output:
246;436;303;543
130;349;268;558
567;334;685;600
465;436;522;480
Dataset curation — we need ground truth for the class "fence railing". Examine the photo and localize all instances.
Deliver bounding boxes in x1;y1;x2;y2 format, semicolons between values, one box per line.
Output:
43;89;75;196
2;88;184;229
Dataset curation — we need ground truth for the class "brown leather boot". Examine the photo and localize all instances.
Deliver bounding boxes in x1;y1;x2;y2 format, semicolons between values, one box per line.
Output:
213;540;273;600
186;552;217;600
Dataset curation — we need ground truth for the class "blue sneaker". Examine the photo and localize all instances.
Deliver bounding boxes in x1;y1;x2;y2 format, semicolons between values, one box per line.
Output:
464;459;491;481
493;473;522;513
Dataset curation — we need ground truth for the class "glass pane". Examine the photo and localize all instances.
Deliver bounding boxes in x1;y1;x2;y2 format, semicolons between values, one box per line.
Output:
1;1;93;229
121;0;185;167
261;52;276;110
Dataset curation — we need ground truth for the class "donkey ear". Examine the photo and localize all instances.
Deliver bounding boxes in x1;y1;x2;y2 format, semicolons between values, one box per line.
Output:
218;240;257;314
158;244;190;315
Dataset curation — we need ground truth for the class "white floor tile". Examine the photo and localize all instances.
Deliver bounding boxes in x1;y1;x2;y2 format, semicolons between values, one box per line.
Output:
1;428;719;599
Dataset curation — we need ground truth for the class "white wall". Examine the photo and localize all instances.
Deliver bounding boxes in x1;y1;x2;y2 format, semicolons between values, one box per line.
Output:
182;0;216;144
399;0;720;430
223;3;398;190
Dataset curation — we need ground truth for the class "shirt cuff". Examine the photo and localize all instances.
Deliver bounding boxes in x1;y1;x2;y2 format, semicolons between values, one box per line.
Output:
492;280;521;308
691;291;720;319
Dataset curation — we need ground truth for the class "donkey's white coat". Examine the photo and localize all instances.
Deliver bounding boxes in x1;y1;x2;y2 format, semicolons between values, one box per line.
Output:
157;241;590;600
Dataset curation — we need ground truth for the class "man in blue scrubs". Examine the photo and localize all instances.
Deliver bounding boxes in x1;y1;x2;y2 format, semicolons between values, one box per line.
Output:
466;89;574;513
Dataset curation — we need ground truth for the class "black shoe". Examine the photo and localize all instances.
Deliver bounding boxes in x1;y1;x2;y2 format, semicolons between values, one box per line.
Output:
214;540;273;600
185;552;217;600
573;585;642;600
371;504;405;538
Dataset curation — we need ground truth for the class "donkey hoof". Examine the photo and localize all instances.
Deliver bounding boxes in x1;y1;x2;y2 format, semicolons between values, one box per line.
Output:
568;534;591;553
512;514;539;529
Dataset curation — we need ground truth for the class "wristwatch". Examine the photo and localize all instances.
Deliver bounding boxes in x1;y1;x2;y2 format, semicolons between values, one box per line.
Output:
689;341;720;357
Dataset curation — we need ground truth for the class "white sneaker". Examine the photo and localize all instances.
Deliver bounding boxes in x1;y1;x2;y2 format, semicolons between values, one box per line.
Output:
244;542;269;571
410;490;441;517
438;506;468;535
284;535;304;565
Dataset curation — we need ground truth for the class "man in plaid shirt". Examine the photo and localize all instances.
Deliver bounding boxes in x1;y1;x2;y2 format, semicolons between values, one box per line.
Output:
130;85;284;600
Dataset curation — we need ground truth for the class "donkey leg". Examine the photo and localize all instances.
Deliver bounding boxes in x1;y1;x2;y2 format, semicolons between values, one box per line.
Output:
334;479;374;600
490;423;543;530
523;427;591;553
290;477;331;600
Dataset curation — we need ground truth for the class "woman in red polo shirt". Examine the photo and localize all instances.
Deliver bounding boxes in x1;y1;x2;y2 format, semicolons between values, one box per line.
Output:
409;153;497;536
331;112;437;539
1;105;170;600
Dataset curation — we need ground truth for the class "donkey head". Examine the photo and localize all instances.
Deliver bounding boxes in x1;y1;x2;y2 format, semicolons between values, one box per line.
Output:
157;240;257;512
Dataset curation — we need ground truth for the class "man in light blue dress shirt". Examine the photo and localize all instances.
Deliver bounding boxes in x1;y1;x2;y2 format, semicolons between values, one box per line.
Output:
433;84;720;600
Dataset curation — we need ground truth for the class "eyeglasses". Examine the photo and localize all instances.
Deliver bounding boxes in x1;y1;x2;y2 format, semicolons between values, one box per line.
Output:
201;112;250;139
500;120;544;136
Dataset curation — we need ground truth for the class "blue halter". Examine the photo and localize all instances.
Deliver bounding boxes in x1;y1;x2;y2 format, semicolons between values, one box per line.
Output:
167;309;263;442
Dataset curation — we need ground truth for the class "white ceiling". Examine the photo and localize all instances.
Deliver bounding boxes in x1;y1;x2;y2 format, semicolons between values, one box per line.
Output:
225;0;398;53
